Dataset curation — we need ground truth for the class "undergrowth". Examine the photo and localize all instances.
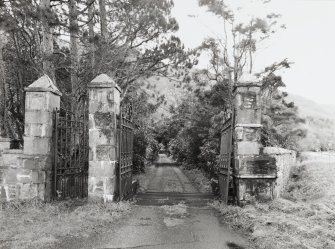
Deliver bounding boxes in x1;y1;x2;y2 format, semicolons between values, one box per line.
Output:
182;166;212;193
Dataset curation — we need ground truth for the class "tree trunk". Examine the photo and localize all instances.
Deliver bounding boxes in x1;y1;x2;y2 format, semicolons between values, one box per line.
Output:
99;0;107;41
40;0;55;82
69;0;79;111
88;0;95;70
0;30;7;137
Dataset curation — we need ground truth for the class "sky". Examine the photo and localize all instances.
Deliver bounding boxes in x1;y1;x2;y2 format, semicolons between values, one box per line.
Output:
171;0;335;106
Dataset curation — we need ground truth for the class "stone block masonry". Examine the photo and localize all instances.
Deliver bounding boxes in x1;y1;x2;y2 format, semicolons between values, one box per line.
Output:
264;147;297;198
231;75;297;204
88;74;121;202
0;75;61;202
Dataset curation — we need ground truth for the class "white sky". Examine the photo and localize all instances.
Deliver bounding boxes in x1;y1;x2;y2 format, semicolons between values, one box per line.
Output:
172;0;335;106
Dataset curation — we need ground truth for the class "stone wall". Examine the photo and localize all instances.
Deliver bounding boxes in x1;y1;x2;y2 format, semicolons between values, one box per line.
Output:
264;147;297;197
0;75;60;201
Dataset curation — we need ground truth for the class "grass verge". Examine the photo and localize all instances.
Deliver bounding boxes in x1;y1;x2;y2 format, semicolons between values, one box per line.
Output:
211;152;335;249
0;199;131;249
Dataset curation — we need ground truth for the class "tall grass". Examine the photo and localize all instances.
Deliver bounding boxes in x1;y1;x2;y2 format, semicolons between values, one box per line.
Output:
0;198;131;249
211;152;335;249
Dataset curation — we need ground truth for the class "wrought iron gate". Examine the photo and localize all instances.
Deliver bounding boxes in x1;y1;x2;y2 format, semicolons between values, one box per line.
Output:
52;109;89;199
116;102;134;201
218;113;234;204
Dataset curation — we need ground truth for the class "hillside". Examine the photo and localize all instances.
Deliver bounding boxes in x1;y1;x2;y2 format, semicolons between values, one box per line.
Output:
287;94;335;121
144;76;188;121
287;94;335;151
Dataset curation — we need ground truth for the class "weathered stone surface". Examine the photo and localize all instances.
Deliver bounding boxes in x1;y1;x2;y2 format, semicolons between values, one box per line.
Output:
89;114;95;129
25;92;61;112
235;126;261;142
89;89;116;112
23;136;51;155
0;166;5;183
264;147;296;197
236;141;260;155
25;74;61;96
89;74;116;88
2;149;23;167
0;137;11;152
235;155;276;176
236;178;275;203
88;74;121;201
24;111;52;125
0;185;6;200
19;156;39;170
88;176;116;200
24;123;52;137
25;92;48;111
48;93;61;110
16;168;33;183
89;130;104;147
43;170;53;201
96;145;116;161
3;168;17;184
239;92;257;109
7;184;18;200
19;183;38;199
113;88;121;115
89;161;116;177
263;147;295;155
235;109;262;125
38;182;46;200
94;112;114;129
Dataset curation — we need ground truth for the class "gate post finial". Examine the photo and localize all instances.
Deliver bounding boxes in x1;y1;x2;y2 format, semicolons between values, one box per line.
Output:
88;74;121;202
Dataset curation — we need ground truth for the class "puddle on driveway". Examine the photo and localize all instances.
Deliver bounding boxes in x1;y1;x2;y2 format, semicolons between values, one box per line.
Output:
161;203;188;227
163;217;185;227
226;242;246;249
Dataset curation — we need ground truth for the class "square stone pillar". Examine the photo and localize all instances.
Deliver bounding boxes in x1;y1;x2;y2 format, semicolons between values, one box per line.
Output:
233;75;276;204
0;137;11;154
88;74;121;201
23;75;61;200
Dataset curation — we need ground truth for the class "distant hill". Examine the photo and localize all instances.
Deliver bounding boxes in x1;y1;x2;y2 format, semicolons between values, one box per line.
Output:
287;93;335;151
287;94;335;121
144;76;187;121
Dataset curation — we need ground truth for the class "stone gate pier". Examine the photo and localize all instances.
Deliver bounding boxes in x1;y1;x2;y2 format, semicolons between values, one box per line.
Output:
232;76;296;204
87;74;121;201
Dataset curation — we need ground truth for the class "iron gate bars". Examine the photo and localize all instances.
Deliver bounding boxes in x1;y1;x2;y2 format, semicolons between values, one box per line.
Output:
117;102;134;201
52;108;89;199
218;114;234;204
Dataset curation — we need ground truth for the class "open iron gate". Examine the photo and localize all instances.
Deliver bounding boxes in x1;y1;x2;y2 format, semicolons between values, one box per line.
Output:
52;109;89;199
116;102;134;201
218;113;234;204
